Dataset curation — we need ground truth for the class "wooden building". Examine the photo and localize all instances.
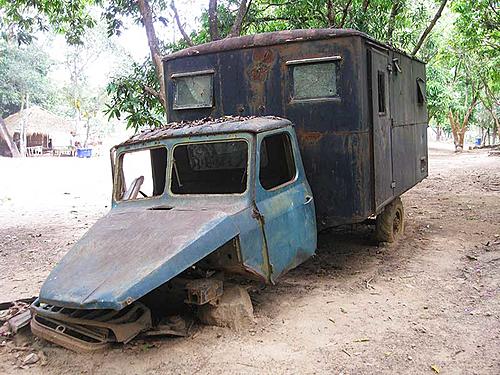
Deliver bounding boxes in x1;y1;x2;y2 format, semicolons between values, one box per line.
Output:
0;106;74;157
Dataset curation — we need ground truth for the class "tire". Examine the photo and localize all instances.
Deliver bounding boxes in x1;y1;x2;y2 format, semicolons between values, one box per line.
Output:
375;197;405;243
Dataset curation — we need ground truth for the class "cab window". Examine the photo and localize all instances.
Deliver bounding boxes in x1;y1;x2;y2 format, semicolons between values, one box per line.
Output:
259;133;296;190
118;147;167;201
171;140;248;194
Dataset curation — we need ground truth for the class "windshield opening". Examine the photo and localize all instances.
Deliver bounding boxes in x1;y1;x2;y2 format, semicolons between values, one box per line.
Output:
171;140;248;195
118;147;167;201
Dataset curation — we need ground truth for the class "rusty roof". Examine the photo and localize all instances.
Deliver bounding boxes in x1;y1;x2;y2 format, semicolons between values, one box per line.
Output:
118;116;292;146
163;29;366;62
163;28;423;63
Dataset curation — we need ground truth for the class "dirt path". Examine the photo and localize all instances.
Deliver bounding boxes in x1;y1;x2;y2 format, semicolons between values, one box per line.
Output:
0;145;499;374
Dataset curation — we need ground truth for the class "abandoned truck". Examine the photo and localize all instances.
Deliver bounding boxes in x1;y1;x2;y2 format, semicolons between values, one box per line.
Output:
31;29;428;351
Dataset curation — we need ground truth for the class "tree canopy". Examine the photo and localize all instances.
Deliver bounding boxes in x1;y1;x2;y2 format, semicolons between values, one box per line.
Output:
0;40;56;118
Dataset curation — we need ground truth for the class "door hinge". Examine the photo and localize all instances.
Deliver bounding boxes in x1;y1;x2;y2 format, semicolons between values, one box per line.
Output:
391;181;396;189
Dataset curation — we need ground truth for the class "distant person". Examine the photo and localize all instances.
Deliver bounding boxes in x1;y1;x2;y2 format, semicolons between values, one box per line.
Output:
48;138;53;149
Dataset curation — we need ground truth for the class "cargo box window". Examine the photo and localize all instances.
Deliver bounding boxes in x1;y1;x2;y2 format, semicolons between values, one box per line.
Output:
259;133;296;190
288;57;340;100
416;78;426;105
171;140;248;194
118;147;167;201
377;71;386;114
172;70;214;110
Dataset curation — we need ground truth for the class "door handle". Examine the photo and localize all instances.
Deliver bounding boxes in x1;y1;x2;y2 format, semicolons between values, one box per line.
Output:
304;195;313;205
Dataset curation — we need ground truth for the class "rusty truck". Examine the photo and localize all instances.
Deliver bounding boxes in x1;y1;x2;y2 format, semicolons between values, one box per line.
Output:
31;29;428;351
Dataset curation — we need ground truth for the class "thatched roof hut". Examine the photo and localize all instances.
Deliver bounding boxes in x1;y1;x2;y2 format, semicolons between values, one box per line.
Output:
0;106;75;156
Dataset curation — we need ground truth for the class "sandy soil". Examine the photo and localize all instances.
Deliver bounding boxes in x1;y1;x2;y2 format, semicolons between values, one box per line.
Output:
0;144;499;374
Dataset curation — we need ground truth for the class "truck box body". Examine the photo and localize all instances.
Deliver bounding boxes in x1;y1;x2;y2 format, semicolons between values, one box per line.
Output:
163;29;428;229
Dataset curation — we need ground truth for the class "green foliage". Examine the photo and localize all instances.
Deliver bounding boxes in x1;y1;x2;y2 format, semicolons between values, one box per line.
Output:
247;0;431;50
0;40;56;117
425;0;499;133
0;0;96;44
105;60;164;130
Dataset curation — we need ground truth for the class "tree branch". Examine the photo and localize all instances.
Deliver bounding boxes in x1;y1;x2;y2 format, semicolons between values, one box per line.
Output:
137;0;166;109
229;0;251;38
326;0;335;27
362;0;370;12
339;0;353;28
462;94;479;128
386;0;403;43
170;0;193;46
208;0;220;41
143;85;161;101
412;0;448;56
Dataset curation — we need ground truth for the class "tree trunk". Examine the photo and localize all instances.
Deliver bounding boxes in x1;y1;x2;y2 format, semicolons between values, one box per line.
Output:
0;117;21;157
412;0;448;56
448;110;460;151
208;0;220;41
20;94;29;157
448;97;478;152
84;118;91;148
485;105;500;145
137;0;167;110
229;0;250;37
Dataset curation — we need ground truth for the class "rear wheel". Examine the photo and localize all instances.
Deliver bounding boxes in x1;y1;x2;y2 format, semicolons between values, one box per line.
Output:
375;197;405;243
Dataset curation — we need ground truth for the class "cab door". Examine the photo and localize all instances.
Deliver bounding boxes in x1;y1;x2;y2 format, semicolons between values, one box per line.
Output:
371;47;394;210
255;128;316;282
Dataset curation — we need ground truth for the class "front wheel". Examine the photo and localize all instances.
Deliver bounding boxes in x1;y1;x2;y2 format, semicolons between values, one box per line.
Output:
375;197;405;243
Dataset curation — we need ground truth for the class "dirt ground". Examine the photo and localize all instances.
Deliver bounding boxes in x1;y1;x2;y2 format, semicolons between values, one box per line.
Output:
0;144;499;374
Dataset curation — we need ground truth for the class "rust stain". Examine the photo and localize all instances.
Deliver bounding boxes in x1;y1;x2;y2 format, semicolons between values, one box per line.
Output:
296;129;324;146
249;49;274;81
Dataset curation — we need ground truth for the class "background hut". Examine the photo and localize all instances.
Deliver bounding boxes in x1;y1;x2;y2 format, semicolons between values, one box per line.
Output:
0;106;75;157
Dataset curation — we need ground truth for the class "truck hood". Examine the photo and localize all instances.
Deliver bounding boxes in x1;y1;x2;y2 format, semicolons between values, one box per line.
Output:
39;207;240;310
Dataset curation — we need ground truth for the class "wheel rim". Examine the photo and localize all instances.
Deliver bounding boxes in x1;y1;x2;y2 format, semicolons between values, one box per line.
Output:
393;210;402;236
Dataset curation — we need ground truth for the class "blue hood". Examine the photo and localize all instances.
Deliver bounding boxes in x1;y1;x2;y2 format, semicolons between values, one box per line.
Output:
39;207;239;310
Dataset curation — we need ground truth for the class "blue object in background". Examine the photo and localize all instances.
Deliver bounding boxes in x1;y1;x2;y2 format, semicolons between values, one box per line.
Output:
475;137;482;146
76;148;92;158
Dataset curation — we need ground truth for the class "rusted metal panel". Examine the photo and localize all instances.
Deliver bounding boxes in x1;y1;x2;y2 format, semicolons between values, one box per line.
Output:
185;278;223;305
30;300;152;352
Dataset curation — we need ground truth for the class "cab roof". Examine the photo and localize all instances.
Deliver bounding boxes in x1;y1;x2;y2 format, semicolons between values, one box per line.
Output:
118;116;292;146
